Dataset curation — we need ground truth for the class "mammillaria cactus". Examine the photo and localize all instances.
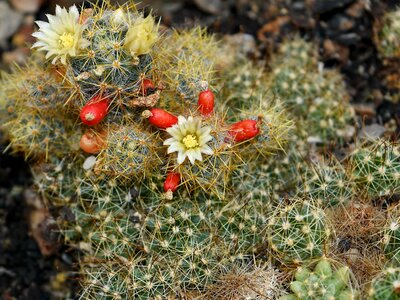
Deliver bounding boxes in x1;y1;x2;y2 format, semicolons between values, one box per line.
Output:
381;205;400;265
348;139;400;199
0;1;293;297
302;158;356;208
266;198;331;264
368;266;400;300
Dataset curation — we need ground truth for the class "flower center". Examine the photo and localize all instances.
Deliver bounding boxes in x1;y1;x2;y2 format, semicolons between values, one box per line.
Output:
59;32;75;49
182;134;199;149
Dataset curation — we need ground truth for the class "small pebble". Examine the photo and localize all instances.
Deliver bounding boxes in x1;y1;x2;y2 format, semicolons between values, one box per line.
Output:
0;2;23;48
11;0;42;13
83;156;97;170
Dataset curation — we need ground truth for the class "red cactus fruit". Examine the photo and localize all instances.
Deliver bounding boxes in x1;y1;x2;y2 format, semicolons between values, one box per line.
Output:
140;78;156;96
80;95;109;126
228;119;260;143
79;130;106;154
198;90;214;116
164;172;181;193
143;108;178;129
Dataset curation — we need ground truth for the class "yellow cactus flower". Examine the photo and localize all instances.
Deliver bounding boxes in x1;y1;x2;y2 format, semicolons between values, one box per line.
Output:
124;15;158;56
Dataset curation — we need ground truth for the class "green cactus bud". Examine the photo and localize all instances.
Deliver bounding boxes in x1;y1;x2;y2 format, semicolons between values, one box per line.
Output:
295;267;312;282
315;259;333;278
284;259;357;300
290;281;307;297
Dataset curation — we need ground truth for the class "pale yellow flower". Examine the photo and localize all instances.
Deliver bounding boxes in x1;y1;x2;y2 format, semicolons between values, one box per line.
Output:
32;5;85;64
124;15;158;56
164;116;213;165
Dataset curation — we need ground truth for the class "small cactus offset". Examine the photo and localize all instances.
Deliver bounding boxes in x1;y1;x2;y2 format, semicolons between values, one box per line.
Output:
278;258;357;300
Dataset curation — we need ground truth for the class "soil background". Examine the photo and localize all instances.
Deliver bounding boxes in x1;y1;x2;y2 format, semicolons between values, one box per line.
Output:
1;0;400;299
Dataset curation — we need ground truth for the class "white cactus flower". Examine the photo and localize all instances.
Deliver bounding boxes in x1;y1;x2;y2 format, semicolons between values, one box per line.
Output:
164;116;213;165
32;5;86;64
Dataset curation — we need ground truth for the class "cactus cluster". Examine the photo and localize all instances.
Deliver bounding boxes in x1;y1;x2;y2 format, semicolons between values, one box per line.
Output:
1;1;400;299
268;38;354;144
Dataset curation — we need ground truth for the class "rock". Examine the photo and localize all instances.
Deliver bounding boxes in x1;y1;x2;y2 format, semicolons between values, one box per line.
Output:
257;15;292;45
12;16;35;47
335;32;361;45
352;103;376;117
224;33;259;58
0;2;23;48
326;13;355;33
337;125;356;139
358;123;386;140
83;156;96;170
323;39;350;64
10;0;42;13
289;0;316;28
193;0;224;15
345;0;367;18
312;0;355;14
339;16;355;31
2;48;29;65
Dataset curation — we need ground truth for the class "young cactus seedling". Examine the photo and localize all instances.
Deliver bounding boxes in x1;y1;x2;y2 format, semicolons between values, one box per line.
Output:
278;258;357;300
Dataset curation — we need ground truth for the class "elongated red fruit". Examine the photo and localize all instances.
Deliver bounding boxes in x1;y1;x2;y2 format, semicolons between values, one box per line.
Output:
80;95;109;126
228;120;260;142
164;172;181;192
140;78;155;96
143;108;178;129
198;90;214;116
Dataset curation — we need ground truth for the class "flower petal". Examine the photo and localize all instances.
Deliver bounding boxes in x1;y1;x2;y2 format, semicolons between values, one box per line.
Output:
167;142;185;154
200;144;213;155
163;137;176;146
177;151;187;165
